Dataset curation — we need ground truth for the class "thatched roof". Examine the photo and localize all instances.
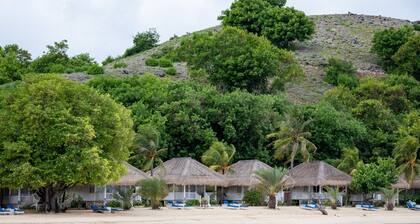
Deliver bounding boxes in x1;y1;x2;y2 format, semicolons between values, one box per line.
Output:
151;157;227;186
288;161;352;187
225;160;272;186
392;174;420;189
110;162;149;186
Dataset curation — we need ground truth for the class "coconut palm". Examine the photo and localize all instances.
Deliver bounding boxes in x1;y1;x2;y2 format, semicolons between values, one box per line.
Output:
381;187;399;211
113;188;136;210
325;186;340;209
138;178;169;209
393;135;420;187
136;126;167;176
267;114;317;168
201;141;236;174
255;167;289;209
337;147;361;175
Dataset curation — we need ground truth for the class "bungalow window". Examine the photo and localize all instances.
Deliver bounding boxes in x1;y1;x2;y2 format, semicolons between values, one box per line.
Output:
89;185;95;193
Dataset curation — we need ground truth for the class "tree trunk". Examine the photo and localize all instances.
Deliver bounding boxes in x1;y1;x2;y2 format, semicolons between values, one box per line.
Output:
268;195;276;209
36;184;70;213
386;202;394;211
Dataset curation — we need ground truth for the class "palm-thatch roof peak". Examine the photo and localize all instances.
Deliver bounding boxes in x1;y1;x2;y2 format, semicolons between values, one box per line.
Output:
392;174;420;189
110;162;149;186
152;157;227;186
225;160;272;186
288;160;352;187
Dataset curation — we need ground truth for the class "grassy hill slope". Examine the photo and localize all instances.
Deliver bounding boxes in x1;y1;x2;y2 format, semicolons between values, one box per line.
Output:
103;14;412;103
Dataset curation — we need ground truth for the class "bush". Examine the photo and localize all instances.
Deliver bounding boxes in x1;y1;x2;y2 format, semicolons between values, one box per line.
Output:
392;34;420;80
145;58;159;67
324;58;357;88
412;21;420;31
86;64;104;75
158;58;173;67
373;200;385;207
107;200;122;208
371;26;414;69
243;189;264;206
185;199;200;206
113;62;127;69
165;67;177;76
219;0;314;48
70;194;85;209
124;28;159;57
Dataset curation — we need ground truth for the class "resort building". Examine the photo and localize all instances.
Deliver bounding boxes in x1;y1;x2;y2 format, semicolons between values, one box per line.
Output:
285;161;352;206
151;157;226;202
224;160;272;201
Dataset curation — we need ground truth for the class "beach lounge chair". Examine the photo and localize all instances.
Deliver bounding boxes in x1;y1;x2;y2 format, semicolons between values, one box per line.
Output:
407;201;420;210
0;208;12;215
300;203;318;210
222;200;248;210
6;204;24;215
167;200;192;209
90;204;110;213
356;203;378;211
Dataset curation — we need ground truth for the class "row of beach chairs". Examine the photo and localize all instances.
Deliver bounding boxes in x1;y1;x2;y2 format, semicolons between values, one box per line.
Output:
0;204;25;215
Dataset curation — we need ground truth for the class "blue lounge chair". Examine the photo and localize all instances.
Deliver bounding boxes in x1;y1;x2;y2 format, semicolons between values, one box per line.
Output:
168;200;192;209
91;204;109;213
0;208;12;215
6;204;24;215
356;202;378;211
300;203;318;210
407;200;420;210
222;200;248;210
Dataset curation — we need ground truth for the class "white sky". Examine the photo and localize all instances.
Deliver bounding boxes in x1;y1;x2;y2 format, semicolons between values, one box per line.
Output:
0;0;418;61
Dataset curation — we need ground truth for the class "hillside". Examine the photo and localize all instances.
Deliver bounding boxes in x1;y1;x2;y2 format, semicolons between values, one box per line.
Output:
103;14;412;103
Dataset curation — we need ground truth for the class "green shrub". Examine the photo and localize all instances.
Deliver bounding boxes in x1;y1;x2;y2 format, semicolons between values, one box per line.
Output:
145;58;159;67
243;189;263;206
337;73;359;89
325;58;357;87
70;194;85;209
113;62;128;69
107;200;122;208
158;58;173;67
49;64;66;73
185;199;200;206
86;64;104;75
373;200;385;207
124;28;159;57
165;67;177;76
413;22;420;31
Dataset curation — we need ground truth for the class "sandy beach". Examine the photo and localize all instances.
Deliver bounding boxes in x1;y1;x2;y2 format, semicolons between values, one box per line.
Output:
1;206;420;224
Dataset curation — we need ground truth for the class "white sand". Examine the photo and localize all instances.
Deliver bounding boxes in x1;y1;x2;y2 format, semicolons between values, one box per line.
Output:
1;206;420;224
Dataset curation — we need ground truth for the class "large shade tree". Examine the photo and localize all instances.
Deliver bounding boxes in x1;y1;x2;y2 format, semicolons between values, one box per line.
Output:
0;74;134;212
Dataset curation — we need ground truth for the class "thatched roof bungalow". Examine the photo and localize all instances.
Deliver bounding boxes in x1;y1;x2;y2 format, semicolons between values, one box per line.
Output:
110;162;150;186
225;160;272;187
392;175;420;189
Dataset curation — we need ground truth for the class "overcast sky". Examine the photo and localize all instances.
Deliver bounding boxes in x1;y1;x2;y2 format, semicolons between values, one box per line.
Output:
1;0;418;62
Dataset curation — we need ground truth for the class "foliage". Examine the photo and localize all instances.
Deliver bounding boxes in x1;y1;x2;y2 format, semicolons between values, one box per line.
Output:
337;147;361;174
107;200;122;208
102;56;115;65
267;113;317;168
371;26;414;70
243;189;264;206
255;167;288;209
381;187;399;211
185;199;200;206
324;58;357;87
113;188;136;210
124;28;159;57
88;75;288;166
158;58;173;67
392;34;420;80
201;141;236;174
176;26;303;93
0;74;134;212
113;61;128;69
165;67;177;76
134;125;167;176
350;158;398;195
86;64;104;75
138;178;168;209
0;44;32;84
393;135;420;187
145;58;159;67
325;186;340;209
219;0;314;48
70;194;85;209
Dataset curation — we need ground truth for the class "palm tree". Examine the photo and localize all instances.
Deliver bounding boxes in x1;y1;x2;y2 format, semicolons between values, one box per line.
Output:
136;126;167;176
393;135;420;187
138;178;169;209
267;114;317;168
201;141;236;174
337;147;361;175
113;188;136;210
255;167;289;209
325;186;340;209
381;187;399;211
